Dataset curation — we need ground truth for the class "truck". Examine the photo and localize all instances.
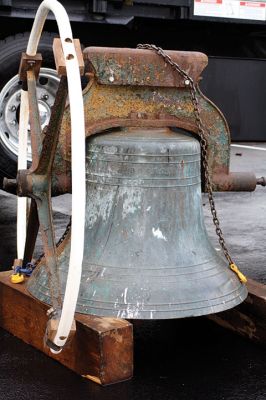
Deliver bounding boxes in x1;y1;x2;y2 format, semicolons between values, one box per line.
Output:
0;0;265;186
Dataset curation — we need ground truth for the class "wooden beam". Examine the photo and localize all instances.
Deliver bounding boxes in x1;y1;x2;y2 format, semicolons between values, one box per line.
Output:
0;271;133;385
208;278;266;346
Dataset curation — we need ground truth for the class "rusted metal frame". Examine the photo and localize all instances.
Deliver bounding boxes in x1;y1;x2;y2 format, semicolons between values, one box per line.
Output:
18;65;43;267
57;47;256;192
196;86;257;191
81;81;231;166
35;76;68;175
23;200;39;265
17;76;69;312
21;63;61;267
83;47;208;88
59;80;256;192
27;69;42;170
30;76;69;312
34;188;62;311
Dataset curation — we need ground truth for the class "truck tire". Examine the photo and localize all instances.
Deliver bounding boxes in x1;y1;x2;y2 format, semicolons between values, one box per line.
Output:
0;31;59;187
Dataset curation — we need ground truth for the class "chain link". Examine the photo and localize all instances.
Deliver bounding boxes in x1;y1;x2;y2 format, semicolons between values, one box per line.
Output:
34;217;72;266
137;44;233;265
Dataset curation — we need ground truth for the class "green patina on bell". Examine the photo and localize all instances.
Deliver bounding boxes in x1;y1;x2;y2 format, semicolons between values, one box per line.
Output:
27;127;247;318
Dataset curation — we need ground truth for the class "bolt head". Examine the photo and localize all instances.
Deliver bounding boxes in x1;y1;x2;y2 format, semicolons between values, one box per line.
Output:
41;94;49;101
10;120;17;126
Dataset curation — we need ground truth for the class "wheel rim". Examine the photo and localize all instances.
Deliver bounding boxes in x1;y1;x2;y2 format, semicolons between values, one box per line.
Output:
0;68;60;161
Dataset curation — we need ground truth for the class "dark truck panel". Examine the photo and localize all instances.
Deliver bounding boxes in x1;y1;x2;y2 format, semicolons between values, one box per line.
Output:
0;0;265;27
0;0;265;58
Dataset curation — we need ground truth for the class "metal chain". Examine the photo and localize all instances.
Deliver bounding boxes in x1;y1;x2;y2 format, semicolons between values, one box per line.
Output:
137;43;233;265
56;217;72;248
34;217;72;266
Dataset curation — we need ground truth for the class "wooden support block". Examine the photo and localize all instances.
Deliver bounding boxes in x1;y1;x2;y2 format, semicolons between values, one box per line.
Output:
208;278;266;346
0;271;133;385
53;38;84;76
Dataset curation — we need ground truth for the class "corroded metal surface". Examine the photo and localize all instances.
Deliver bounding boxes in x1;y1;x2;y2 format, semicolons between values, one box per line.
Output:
58;47;256;192
28;128;247;319
10;47;256;196
84;47;208;88
60;80;235;190
18;77;69;311
213;172;257;192
27;69;42;169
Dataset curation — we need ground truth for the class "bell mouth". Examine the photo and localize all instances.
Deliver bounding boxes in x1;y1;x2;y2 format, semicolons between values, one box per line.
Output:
27;247;248;319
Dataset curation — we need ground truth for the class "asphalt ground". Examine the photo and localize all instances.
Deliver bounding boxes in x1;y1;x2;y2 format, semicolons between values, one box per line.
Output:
0;144;265;400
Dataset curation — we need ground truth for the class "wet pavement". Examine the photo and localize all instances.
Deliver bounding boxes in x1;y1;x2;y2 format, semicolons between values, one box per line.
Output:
203;143;266;284
0;144;265;400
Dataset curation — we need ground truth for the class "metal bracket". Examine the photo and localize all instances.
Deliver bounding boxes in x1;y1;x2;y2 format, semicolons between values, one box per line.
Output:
45;309;76;353
18;52;42;82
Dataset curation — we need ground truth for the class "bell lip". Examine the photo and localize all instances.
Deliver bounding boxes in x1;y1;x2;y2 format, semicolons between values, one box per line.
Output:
73;284;248;320
27;281;248;320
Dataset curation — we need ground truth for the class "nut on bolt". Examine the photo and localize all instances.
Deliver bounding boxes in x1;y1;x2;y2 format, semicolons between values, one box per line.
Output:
257;177;266;187
3;178;17;195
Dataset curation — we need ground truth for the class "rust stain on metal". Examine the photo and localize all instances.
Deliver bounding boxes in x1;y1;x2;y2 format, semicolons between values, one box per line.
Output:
16;77;69;312
60;81;231;189
212;172;257;192
57;47;256;192
83;47;208;87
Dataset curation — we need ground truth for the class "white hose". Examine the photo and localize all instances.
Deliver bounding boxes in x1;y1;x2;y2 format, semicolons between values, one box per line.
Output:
19;0;86;351
17;89;29;260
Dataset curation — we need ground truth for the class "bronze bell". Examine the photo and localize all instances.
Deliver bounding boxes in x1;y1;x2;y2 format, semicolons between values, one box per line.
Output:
27;127;247;318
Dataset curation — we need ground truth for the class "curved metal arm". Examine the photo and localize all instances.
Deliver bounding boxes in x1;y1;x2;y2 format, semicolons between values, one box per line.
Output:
18;0;86;352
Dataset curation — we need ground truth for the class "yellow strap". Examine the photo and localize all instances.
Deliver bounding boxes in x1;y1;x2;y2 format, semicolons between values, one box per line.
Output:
230;263;247;284
10;273;25;284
